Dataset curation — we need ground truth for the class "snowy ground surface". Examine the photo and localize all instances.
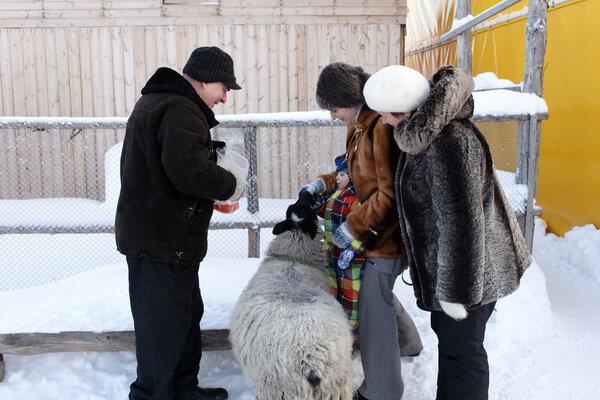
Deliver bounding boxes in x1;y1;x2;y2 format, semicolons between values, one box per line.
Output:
0;218;599;400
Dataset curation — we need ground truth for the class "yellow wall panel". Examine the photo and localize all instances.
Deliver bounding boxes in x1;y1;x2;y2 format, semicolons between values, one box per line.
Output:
406;41;456;78
472;0;600;235
472;17;527;83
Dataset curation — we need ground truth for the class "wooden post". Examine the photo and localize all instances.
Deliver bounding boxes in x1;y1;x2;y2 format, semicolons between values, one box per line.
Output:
456;0;472;74
517;0;548;249
0;353;4;383
244;126;260;258
243;126;259;213
525;114;541;248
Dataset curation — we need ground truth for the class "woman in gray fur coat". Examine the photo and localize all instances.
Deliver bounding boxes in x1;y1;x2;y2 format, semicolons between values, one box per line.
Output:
363;65;532;400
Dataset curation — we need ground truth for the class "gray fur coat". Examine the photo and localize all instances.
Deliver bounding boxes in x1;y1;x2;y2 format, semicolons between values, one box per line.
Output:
394;66;532;312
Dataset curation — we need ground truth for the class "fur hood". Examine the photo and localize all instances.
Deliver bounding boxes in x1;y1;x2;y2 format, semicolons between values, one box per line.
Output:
395;66;475;155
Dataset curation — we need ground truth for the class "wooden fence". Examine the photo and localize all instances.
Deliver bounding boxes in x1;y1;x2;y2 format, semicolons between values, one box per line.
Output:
0;21;404;199
0;0;407;202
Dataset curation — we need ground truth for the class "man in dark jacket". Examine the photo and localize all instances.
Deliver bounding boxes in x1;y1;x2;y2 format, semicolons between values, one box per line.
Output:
115;46;245;400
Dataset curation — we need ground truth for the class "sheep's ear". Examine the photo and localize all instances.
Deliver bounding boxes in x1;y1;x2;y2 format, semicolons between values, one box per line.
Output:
273;219;294;235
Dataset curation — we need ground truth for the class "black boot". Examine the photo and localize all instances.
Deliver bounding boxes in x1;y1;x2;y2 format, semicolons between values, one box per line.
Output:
189;387;228;400
353;391;368;400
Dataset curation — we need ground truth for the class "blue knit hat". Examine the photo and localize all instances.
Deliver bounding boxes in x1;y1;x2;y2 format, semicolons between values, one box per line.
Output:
335;155;348;173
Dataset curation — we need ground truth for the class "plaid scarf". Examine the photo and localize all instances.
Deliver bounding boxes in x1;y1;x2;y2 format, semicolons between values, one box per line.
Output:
315;186;365;325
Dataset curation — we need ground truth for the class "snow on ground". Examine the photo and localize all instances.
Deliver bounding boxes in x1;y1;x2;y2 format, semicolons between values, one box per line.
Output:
0;218;599;400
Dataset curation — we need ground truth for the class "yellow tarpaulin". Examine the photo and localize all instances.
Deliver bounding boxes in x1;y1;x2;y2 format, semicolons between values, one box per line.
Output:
406;0;600;235
406;0;457;78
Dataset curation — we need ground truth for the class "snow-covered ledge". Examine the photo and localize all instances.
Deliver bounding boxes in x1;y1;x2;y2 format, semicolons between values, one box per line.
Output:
0;88;548;131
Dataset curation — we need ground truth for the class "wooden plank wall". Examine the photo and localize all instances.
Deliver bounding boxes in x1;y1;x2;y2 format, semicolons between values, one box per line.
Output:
0;0;406;200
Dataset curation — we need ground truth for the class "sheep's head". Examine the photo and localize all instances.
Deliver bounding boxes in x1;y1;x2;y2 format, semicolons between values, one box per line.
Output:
269;191;324;266
272;191;318;239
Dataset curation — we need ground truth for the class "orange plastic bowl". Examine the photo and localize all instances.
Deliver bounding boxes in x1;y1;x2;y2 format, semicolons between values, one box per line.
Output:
214;201;240;214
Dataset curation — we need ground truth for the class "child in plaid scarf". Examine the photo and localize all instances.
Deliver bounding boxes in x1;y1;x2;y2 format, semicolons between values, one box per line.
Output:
313;154;365;326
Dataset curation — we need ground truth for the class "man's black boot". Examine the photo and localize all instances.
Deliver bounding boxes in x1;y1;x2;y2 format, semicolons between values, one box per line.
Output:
191;387;228;400
353;391;368;400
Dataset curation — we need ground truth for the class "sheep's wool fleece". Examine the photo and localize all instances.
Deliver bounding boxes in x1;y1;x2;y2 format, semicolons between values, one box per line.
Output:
394;65;532;312
229;230;354;400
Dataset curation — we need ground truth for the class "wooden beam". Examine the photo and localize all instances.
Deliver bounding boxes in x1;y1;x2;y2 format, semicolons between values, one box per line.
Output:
471;112;548;122
516;2;548;181
456;0;472;75
441;0;522;43
525;114;541;249
0;330;232;382
518;0;548;249
0;329;363;382
0;329;231;356
522;0;548;97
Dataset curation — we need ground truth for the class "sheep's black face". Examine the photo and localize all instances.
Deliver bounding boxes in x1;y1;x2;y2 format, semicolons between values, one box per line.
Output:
272;191;318;239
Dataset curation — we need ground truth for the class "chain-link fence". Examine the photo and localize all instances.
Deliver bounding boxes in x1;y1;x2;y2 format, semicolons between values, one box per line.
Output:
0;114;346;290
0;112;539;291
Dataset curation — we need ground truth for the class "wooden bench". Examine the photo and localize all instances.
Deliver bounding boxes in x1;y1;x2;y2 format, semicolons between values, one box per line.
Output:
0;329;231;382
0;328;363;382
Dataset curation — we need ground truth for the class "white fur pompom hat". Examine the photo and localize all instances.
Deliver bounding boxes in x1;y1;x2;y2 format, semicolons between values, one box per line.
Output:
363;65;430;113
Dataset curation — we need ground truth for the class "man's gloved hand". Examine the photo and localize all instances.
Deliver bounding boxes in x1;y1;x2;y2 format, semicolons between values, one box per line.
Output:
332;221;355;249
298;178;326;196
439;300;468;321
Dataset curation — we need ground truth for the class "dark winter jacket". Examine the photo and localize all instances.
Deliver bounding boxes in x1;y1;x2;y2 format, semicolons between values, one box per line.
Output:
318;107;405;259
115;67;237;264
394;66;532;312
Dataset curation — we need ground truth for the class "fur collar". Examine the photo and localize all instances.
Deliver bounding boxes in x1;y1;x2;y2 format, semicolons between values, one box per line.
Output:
354;105;379;131
394;66;475;155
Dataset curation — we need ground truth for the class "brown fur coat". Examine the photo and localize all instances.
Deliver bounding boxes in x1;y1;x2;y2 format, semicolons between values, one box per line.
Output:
319;106;404;259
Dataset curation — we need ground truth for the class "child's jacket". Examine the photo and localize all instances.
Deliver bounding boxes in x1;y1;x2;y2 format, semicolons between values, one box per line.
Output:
315;186;365;325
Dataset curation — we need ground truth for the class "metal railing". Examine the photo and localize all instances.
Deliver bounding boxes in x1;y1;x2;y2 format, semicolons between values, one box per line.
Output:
0;107;547;291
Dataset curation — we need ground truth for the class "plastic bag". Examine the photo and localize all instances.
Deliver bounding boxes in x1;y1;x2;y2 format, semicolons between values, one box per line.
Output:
214;146;249;214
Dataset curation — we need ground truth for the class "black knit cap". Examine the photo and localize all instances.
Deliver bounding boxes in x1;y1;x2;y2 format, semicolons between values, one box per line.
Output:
183;46;241;90
315;62;371;110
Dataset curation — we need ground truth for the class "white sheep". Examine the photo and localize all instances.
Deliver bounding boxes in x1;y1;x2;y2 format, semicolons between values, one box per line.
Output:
229;194;354;400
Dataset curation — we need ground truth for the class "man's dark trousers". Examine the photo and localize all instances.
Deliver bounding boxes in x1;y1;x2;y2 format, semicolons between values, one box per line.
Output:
431;301;496;400
127;256;204;400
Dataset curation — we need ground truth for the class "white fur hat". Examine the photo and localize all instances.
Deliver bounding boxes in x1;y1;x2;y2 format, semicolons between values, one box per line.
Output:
363;65;430;113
